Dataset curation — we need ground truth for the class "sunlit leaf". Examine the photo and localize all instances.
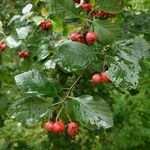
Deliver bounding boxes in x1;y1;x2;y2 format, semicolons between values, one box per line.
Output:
5;36;22;48
68;95;113;129
52;17;63;33
16;26;31;40
7;97;52;127
15;70;61;97
54;41;96;73
22;3;33;14
41;7;48;16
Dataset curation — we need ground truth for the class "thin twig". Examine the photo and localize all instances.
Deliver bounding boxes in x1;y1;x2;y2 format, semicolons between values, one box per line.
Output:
61;75;81;103
53;66;87;120
55;104;64;121
54;76;81;120
65;110;72;122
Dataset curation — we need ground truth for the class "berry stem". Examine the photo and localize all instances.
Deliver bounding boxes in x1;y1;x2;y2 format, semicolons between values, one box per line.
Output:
60;66;88;104
55;104;64;121
65;110;72;122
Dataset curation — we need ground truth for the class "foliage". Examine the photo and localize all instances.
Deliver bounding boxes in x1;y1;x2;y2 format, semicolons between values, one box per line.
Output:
0;0;150;149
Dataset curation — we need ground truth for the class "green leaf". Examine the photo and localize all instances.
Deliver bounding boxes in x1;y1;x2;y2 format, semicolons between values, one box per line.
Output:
22;3;33;14
108;36;150;88
7;97;51;127
108;61;141;88
95;0;126;13
44;59;56;69
5;36;22;48
16;26;31;40
49;0;80;19
112;36;150;63
15;70;61;97
54;41;96;73
89;0;96;6
52;17;63;33
37;44;50;61
20;12;33;22
94;20;122;44
32;16;43;25
69;95;113;129
8;15;21;25
131;36;150;59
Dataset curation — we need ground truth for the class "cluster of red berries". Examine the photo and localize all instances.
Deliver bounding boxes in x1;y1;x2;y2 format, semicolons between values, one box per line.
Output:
17;20;53;58
70;32;96;44
39;20;52;30
92;10;116;18
44;121;78;138
1;20;51;58
73;1;116;18
0;43;7;52
91;71;111;84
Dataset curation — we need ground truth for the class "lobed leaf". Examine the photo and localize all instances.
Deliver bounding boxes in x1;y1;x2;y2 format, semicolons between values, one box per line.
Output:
37;44;50;61
69;95;113;129
54;41;97;73
15;70;61;97
94;20;122;45
7;97;52;127
108;61;141;88
16;26;32;40
22;3;33;14
108;36;150;88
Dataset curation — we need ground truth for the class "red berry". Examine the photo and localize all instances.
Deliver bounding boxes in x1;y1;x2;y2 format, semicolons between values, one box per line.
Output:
0;43;7;52
86;32;97;44
101;71;111;83
91;74;101;84
71;33;87;44
80;2;92;12
77;33;87;44
18;51;29;58
39;20;52;30
68;122;78;138
73;0;80;4
44;121;54;132
96;10;107;17
52;121;65;133
70;32;80;41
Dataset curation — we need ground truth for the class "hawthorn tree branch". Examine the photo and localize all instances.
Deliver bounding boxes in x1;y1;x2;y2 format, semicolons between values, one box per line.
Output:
52;66;88;120
54;76;81;120
61;75;81;104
